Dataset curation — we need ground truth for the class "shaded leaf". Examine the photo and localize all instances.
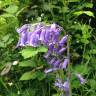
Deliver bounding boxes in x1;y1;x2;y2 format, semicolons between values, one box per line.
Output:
36;71;46;80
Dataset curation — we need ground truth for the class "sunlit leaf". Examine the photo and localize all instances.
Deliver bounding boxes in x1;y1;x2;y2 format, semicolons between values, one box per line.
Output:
38;46;48;53
73;11;94;17
19;47;38;59
19;60;36;67
20;71;37;80
4;5;18;14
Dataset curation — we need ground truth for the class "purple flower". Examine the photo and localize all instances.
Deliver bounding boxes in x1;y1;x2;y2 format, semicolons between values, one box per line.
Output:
16;31;28;47
58;47;66;54
44;27;51;44
63;80;69;91
39;28;46;42
60;59;69;69
34;23;43;30
59;35;68;46
44;51;51;59
49;57;56;65
29;32;39;47
53;59;61;68
17;24;28;33
44;68;58;73
76;74;86;84
48;43;54;52
54;78;69;92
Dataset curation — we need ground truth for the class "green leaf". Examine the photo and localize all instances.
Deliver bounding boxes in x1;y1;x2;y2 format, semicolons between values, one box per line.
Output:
74;65;89;75
90;49;96;54
68;0;79;2
20;71;37;80
36;71;46;80
83;11;94;17
1;13;16;18
90;79;96;89
19;47;38;59
83;3;93;8
20;46;47;59
19;60;36;67
38;46;48;53
2;34;11;42
73;11;94;17
4;5;18;14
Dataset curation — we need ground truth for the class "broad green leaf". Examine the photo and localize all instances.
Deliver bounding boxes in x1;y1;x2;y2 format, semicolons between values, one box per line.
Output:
4;5;18;14
19;60;36;67
0;13;15;18
38;46;48;53
73;11;94;17
20;46;47;59
20;71;37;80
20;47;38;59
84;11;94;17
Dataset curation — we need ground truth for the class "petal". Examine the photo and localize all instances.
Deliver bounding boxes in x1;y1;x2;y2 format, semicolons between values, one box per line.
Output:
17;24;28;33
76;74;86;84
44;68;57;73
59;35;68;45
60;59;69;69
53;59;61;68
39;28;46;41
58;47;66;54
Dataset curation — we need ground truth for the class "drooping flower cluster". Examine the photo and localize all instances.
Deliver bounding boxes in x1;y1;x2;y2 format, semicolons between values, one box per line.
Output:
16;23;69;72
16;23;63;47
16;23;86;96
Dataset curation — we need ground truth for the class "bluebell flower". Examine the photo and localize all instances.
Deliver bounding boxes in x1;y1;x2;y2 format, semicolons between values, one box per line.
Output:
16;31;28;47
29;32;40;47
53;59;61;68
59;35;68;46
58;47;66;54
54;78;69;96
44;68;58;74
76;74;86;84
49;57;56;65
39;28;46;42
60;59;69;69
17;24;28;33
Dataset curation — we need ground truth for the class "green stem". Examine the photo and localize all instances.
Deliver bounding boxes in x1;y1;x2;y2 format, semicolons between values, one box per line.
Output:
67;35;72;96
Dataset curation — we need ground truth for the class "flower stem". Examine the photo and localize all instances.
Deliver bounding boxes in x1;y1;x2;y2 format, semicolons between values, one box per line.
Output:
67;35;72;96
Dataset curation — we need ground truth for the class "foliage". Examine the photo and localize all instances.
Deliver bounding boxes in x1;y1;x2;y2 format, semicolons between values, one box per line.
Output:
0;0;96;96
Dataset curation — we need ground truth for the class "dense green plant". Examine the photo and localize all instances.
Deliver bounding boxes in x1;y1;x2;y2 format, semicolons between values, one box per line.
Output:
0;0;96;96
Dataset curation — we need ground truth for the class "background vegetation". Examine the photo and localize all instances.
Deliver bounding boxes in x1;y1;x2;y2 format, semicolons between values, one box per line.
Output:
0;0;96;96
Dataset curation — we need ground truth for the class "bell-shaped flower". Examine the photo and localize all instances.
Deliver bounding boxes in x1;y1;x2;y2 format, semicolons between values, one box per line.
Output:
60;59;69;69
29;32;39;47
53;59;61;68
76;74;86;84
59;35;68;46
17;24;28;33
